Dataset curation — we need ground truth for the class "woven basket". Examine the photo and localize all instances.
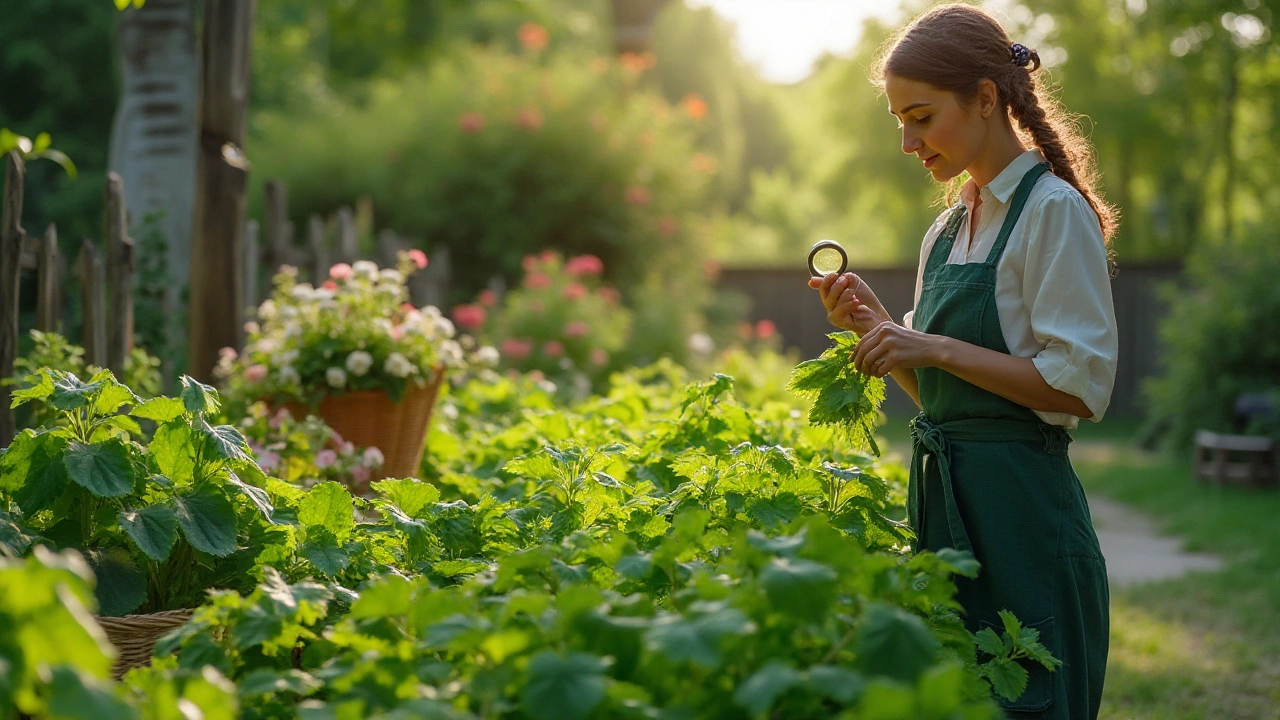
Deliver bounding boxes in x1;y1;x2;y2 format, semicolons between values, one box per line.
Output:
282;366;446;481
97;609;193;679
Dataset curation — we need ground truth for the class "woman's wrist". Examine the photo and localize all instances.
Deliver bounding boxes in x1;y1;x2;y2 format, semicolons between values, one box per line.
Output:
929;334;955;369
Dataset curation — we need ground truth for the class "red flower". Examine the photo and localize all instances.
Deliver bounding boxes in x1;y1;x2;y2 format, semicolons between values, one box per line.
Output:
321;280;338;291
563;283;588;301
544;340;564;357
755;319;777;339
565;254;604;276
526;272;552;289
451;304;487;331
518;22;549;52
458;112;486;134
407;248;429;269
590;348;609;366
501;337;533;360
478;289;498;307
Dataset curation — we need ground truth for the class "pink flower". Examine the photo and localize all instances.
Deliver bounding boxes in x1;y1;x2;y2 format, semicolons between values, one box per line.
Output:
458;112;486;134
522;255;539;273
625;185;652;206
407;248;428;269
563;283;587;301
244;364;269;384
269;408;291;429
526;273;552;289
516;107;544;132
544;340;564;357
321;280;338;291
590;348;608;367
257;449;280;472
316;449;338;469
518;22;550;51
451;303;487;331
565;255;604;276
658;215;679;238
330;263;354;281
478;289;497;307
540;250;557;263
219;346;237;362
351;465;372;486
501;337;534;360
755;319;777;339
564;320;589;338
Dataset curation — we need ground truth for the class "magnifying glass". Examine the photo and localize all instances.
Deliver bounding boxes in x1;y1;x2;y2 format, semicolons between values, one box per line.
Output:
808;240;848;278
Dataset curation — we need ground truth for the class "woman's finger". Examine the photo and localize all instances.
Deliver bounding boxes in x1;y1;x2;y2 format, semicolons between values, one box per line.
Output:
852;324;883;370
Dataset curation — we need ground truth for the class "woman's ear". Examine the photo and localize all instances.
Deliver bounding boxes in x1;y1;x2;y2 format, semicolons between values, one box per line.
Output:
977;79;999;118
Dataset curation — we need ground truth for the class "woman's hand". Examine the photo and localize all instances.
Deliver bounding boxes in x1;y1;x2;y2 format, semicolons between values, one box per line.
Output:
808;272;890;336
852;321;946;378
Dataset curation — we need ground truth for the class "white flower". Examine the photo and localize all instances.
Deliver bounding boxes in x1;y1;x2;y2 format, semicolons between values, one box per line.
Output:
362;447;384;468
258;299;278;321
255;338;279;355
313;288;336;303
243;321;260;335
385;352;414;378
290;283;315;301
379;269;403;284
434;316;456;338
439;340;464;367
687;332;715;356
326;367;347;389
278;366;301;385
280;305;299;320
476;345;500;366
374;318;395;336
346;351;373;376
353;260;379;280
422;306;443;321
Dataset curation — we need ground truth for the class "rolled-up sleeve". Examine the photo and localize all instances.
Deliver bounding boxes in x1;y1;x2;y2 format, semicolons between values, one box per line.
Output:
1023;189;1119;421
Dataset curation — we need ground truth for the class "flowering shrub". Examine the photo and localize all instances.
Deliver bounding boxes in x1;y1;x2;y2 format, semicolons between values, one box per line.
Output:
460;251;629;392
219;252;488;407
236;402;385;494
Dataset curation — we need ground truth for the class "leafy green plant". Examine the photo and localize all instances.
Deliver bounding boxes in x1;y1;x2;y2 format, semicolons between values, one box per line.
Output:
1;370;281;614
974;609;1063;702
787;331;886;455
0;128;77;178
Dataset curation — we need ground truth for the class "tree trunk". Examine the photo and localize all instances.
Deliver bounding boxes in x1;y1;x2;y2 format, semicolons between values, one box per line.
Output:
188;0;255;381
108;0;199;352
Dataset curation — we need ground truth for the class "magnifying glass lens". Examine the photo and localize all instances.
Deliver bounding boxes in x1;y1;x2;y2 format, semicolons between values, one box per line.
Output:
811;247;844;275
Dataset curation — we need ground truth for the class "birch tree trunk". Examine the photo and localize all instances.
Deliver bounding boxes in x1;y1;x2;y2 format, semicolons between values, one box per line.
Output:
107;0;198;355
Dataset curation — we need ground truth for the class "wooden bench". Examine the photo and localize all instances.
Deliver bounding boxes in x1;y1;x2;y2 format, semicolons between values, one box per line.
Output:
1194;430;1277;489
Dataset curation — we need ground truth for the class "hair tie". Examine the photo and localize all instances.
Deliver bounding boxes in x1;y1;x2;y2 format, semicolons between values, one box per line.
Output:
1010;43;1034;68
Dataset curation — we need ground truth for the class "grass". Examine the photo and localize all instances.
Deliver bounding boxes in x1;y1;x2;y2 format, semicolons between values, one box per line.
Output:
877;414;1280;718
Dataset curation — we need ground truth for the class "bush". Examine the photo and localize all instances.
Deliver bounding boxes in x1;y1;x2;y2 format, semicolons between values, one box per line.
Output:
249;39;715;304
1144;229;1280;449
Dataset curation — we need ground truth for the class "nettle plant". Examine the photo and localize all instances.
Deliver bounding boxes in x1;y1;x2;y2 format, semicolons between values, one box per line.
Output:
0;370;282;614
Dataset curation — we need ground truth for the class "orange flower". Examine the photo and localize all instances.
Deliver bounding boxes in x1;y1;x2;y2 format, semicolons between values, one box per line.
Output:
620;51;657;75
681;93;708;120
518;22;550;52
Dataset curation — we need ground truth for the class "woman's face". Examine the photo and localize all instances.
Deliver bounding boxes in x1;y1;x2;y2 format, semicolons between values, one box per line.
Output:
884;73;987;183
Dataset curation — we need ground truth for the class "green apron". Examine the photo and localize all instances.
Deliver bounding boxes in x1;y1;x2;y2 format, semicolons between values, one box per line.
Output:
908;163;1109;718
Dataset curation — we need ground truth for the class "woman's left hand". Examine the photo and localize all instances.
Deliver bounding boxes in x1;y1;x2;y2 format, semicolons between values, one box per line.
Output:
852;321;946;378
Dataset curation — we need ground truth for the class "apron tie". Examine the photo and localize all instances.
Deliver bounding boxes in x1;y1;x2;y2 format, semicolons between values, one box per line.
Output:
909;414;974;555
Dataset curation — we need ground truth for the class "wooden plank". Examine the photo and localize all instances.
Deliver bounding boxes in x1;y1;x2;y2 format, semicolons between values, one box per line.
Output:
264;179;291;268
243;218;259;310
187;0;256;379
336;206;357;262
1;151;25;445
80;240;108;369
307;214;327;283
18;233;39;271
376;228;400;269
1195;430;1275;453
105;172;135;376
36;224;60;332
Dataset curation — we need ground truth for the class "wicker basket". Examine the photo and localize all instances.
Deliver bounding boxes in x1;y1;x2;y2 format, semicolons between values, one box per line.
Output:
97;609;193;679
282;366;446;481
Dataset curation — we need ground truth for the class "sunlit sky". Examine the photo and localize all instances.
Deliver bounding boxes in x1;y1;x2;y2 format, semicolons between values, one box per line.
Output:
688;0;906;84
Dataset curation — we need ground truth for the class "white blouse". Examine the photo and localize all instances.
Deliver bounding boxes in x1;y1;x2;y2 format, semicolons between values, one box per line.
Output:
902;149;1118;428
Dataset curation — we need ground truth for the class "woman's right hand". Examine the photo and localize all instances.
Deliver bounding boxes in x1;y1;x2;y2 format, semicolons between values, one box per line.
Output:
808;272;891;336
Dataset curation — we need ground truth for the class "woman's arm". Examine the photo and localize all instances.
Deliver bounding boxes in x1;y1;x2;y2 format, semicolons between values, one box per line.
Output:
811;273;922;408
852;323;1093;419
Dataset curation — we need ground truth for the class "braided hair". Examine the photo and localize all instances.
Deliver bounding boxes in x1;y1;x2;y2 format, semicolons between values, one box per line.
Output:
872;4;1119;242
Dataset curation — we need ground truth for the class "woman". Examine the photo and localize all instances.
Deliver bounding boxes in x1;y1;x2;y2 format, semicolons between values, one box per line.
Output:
809;5;1118;718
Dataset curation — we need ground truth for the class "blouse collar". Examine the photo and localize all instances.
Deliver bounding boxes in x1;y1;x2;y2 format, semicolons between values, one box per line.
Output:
960;148;1047;208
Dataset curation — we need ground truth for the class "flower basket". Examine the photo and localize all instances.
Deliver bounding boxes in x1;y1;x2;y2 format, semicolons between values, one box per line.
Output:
97;609;193;680
281;365;447;481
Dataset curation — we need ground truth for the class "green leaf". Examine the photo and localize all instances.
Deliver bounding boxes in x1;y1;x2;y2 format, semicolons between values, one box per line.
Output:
734;661;803;715
10;371;54;407
8;431;69;512
47;666;136;720
131;397;185;423
93;381;138;417
172;484;237;556
974;627;1008;658
237;668;321;697
431;558;490;578
119;505;179;562
298;482;355;541
760;557;838;618
983;658;1029;701
48;372;104;411
349;574;413;620
300;527;355;577
85;547;147;617
520;652;609;720
373;477;440;518
63;439;135;498
999;609;1023;641
645;605;754;668
934;548;981;579
226;469;275;521
179;376;220;415
200;420;251;463
853;603;941;683
148;420;196;482
805;665;865;704
114;0;131;10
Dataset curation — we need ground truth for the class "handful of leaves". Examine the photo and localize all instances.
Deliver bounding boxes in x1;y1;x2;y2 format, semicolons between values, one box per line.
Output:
787;331;885;456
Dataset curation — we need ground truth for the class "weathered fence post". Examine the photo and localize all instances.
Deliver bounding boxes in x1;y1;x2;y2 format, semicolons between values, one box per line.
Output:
188;0;256;380
36;224;60;332
105;173;135;376
264;179;292;269
0;151;26;445
336;207;357;263
243;219;259;310
307;214;327;282
79;240;108;370
376;229;400;269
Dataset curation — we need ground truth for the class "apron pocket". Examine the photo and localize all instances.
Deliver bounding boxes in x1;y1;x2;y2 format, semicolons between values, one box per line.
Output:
977;615;1056;713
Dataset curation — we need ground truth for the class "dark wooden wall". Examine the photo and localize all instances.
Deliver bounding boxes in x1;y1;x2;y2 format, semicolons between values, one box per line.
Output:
718;261;1184;419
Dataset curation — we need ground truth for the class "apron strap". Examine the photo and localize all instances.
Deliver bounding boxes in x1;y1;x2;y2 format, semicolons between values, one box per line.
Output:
983;162;1052;268
924;204;968;278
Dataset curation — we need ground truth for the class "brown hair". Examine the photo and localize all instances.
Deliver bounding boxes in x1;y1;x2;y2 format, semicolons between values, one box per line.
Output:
873;3;1119;241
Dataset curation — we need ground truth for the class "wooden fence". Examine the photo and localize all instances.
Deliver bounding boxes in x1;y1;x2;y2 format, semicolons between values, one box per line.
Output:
243;180;454;315
719;261;1185;419
1;150;135;444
